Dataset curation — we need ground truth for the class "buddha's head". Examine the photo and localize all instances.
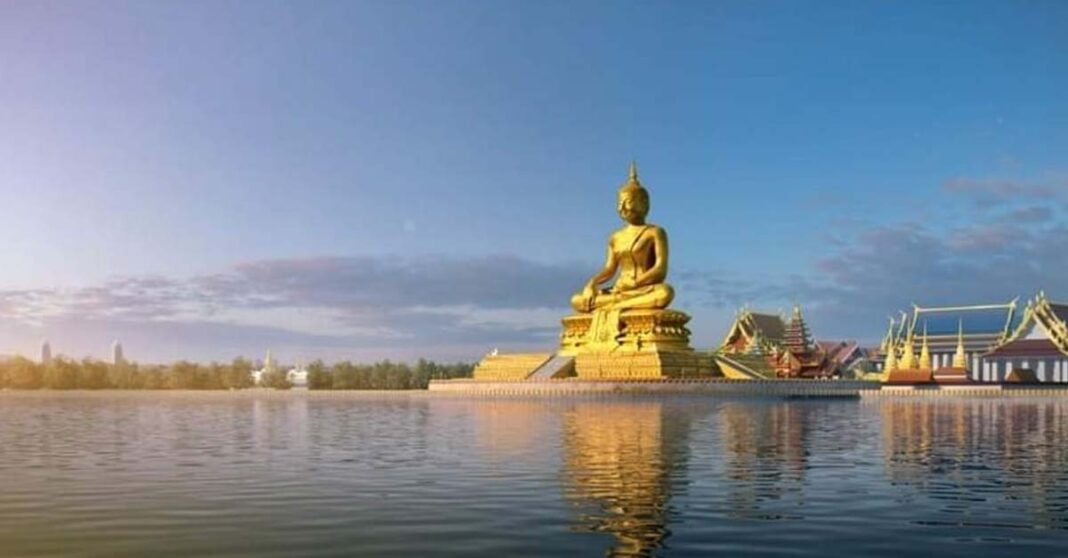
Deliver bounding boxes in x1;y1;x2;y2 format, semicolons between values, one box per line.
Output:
617;161;649;225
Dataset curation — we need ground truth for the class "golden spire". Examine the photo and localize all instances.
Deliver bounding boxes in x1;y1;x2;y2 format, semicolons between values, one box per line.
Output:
953;318;968;369
880;318;895;353
919;323;931;371
620;160;644;193
883;342;898;373
899;331;916;370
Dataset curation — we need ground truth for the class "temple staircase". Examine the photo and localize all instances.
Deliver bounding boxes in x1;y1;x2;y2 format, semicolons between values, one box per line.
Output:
714;353;778;380
528;355;576;379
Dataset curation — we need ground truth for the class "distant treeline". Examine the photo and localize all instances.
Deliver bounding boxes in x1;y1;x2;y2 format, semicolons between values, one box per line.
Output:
0;357;473;390
305;359;474;390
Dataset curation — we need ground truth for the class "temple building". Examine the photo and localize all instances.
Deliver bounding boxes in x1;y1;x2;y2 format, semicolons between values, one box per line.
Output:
251;350;275;385
287;363;309;388
719;308;786;354
983;292;1068;383
40;340;52;366
717;305;864;379
111;340;124;366
879;300;1019;382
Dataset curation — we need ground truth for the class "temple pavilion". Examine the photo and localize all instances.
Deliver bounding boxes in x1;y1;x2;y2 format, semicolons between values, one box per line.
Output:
717;305;863;379
879;300;1019;382
983;292;1068;383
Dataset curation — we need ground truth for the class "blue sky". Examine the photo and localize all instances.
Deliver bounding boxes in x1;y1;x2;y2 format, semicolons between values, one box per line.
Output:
1;0;1066;363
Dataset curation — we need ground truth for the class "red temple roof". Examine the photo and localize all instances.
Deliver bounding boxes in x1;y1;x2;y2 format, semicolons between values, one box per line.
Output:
985;338;1067;359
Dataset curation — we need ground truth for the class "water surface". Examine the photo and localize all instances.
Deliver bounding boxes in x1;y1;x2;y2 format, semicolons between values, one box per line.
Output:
1;392;1067;557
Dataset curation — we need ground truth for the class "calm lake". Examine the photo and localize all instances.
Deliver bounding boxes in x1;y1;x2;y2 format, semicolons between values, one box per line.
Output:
1;391;1067;557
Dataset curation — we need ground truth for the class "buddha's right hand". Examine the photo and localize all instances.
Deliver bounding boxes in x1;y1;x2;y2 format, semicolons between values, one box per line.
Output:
578;284;598;312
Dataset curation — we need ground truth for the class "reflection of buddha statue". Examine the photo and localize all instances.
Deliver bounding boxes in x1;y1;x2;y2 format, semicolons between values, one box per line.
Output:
561;402;677;557
570;162;674;314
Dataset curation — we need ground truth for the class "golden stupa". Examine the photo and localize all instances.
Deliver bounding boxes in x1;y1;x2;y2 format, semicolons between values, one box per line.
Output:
474;163;716;380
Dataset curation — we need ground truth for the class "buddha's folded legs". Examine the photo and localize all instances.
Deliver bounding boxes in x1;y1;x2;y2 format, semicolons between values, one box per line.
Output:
570;283;675;313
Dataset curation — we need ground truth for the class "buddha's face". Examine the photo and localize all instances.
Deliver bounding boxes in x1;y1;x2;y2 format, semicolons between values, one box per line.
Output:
617;190;649;225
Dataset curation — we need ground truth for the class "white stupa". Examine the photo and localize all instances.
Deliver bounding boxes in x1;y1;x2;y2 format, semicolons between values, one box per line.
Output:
40;340;52;366
111;340;124;365
251;350;275;385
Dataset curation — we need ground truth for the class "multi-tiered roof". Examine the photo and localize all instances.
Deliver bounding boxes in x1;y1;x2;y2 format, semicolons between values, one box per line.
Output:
986;292;1068;360
718;305;859;379
783;305;813;354
881;299;1019;364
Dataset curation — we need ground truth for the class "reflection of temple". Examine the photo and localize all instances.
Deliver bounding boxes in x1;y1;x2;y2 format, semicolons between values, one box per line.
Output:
878;399;1068;529
561;402;697;557
718;402;810;516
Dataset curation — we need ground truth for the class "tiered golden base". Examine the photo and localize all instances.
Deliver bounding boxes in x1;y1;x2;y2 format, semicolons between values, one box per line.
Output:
472;352;553;381
573;350;716;379
560;309;717;379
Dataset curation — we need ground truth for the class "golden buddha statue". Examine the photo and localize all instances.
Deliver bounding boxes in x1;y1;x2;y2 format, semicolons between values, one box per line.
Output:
570;162;675;314
554;163;714;379
474;161;716;381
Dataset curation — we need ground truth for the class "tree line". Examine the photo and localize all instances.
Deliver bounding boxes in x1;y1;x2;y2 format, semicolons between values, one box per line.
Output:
304;359;474;390
0;357;472;390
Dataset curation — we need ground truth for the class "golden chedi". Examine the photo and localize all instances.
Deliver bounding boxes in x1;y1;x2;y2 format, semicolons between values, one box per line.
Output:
560;163;715;379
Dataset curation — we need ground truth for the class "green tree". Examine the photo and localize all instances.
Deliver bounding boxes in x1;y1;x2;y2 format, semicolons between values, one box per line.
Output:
108;362;144;389
43;358;79;389
307;359;332;390
142;366;166;389
168;361;202;389
81;359;109;389
261;369;292;390
224;358;254;389
331;361;357;389
6;357;42;389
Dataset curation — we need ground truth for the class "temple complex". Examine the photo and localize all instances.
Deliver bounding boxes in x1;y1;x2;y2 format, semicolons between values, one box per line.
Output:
877;294;1068;384
878;300;1019;382
716;305;863;379
463;164;1067;390
473;163;716;381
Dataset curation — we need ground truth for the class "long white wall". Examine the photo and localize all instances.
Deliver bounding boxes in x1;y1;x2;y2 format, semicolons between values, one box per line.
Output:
982;358;1068;383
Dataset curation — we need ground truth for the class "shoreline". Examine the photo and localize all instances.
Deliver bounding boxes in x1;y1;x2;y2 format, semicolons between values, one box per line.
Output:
6;381;1068;399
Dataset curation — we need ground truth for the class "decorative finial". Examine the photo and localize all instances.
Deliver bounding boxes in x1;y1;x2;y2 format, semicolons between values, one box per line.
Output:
883;342;898;373
899;327;917;370
618;160;647;198
919;322;931;370
953;318;968;369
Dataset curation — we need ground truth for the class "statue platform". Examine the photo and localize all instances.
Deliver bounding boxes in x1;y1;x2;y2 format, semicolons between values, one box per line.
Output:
472;309;717;381
560;309;717;380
